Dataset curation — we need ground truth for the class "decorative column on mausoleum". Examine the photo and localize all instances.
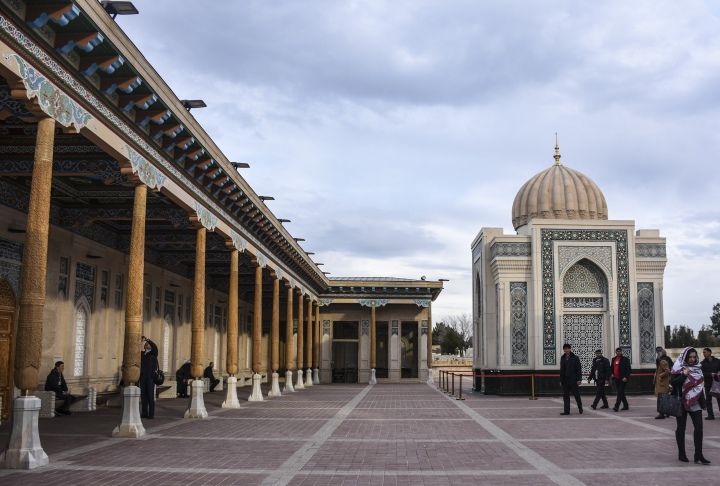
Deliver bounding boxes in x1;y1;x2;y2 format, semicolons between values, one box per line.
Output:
248;255;265;401
313;301;320;384
305;296;314;387
427;301;434;385
295;289;305;389
222;237;241;409
185;205;216;418
283;282;295;392
268;273;282;397
1;116;55;469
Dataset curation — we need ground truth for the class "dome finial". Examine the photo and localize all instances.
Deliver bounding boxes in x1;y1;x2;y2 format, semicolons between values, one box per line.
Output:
553;132;561;165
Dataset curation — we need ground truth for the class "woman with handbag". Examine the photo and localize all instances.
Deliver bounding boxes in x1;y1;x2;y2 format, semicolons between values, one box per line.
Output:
654;359;670;419
140;338;159;419
670;347;710;464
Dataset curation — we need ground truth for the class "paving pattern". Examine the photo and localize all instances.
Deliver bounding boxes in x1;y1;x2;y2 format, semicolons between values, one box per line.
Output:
1;381;719;485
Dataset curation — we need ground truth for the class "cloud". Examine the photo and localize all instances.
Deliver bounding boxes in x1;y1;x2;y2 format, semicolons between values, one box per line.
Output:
115;0;720;328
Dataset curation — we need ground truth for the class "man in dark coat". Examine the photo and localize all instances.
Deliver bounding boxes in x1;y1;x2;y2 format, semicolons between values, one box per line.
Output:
611;347;631;411
139;338;159;419
45;361;78;415
701;347;720;420
176;360;191;398
587;349;611;409
560;343;583;415
204;362;220;392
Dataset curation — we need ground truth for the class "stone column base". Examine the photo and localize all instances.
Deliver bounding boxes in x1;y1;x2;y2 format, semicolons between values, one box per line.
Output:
222;376;241;409
283;370;295;392
295;369;305;389
426;369;435;386
112;386;146;438
268;372;282;398
312;368;320;384
184;380;208;418
248;373;264;401
305;369;314;387
0;396;49;469
369;368;377;385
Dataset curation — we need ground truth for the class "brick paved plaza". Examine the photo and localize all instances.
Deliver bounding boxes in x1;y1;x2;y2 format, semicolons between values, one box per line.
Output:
1;383;719;485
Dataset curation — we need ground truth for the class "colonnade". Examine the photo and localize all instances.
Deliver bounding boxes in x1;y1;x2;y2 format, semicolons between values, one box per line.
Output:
1;113;324;468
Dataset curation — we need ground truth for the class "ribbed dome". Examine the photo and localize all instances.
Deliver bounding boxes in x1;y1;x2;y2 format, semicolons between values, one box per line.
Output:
511;147;608;230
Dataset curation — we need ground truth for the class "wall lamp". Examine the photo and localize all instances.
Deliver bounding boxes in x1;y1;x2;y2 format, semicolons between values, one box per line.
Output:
101;1;138;19
181;99;207;110
231;162;250;169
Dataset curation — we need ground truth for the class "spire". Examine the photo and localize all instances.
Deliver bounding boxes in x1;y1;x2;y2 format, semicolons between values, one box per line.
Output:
553;132;561;165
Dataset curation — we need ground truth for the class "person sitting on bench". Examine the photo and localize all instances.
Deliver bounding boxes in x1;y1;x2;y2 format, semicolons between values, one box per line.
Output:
203;362;220;392
45;361;79;415
176;360;191;398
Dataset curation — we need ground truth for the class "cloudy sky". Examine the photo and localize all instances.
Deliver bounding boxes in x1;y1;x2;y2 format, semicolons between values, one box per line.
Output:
117;0;720;330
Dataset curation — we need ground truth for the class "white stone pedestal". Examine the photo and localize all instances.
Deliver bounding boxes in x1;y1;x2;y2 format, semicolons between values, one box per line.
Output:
283;370;295;392
268;372;282;398
184;380;208;418
112;386;146;438
369;368;377;385
312;368;320;385
295;369;305;389
222;376;241;409
305;369;313;387
248;373;264;401
427;369;434;386
0;396;49;469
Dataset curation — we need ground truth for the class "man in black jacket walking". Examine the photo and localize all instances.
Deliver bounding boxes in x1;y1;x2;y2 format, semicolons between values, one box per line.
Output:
587;349;610;409
611;347;631;411
560;343;583;415
701;348;720;420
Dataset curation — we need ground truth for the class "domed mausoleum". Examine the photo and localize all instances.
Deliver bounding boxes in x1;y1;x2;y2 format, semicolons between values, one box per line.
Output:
471;144;667;395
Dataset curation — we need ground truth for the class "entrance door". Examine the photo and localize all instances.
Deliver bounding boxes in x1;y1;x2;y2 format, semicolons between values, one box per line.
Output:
0;279;16;421
401;321;418;378
376;321;389;378
332;321;358;383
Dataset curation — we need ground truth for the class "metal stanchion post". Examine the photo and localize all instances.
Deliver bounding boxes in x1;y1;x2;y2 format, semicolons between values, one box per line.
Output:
451;373;455;397
457;375;465;400
530;374;538;400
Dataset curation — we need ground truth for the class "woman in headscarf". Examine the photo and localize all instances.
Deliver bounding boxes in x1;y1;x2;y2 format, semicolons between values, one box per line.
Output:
670;347;709;464
654;359;670;419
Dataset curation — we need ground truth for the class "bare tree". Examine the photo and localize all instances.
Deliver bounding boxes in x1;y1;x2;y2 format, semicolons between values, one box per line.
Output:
440;314;473;355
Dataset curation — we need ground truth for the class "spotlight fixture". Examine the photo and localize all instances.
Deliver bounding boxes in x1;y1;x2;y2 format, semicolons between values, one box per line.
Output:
180;99;207;110
259;196;274;201
306;252;315;255
231;162;250;169
278;219;291;223
439;278;450;282
101;1;138;19
294;238;305;242
315;263;324;266
322;271;331;275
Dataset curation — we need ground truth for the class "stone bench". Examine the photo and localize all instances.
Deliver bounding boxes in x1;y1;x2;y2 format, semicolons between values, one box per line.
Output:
157;381;177;399
69;387;96;412
35;390;56;418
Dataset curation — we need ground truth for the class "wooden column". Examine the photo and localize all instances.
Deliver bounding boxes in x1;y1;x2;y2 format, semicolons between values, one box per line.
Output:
226;248;239;377
305;298;312;370
271;276;280;374
191;227;206;379
427;303;432;368
252;263;263;374
296;290;304;371
314;302;320;369
370;305;377;370
14;117;55;393
121;183;147;386
285;284;294;371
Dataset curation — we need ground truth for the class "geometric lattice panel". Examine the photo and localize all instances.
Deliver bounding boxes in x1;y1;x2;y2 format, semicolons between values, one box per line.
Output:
563;259;608;294
637;282;655;364
510;282;528;365
562;314;603;376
